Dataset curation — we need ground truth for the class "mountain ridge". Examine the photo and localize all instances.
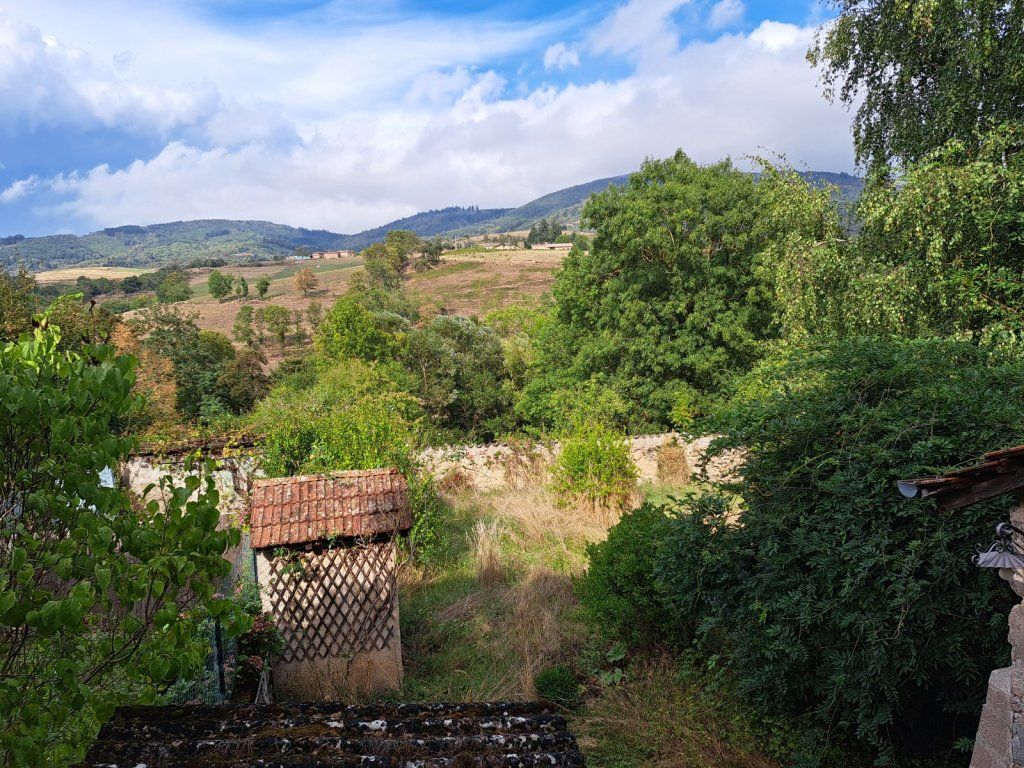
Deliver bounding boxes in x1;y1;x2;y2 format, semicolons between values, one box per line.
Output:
3;171;863;274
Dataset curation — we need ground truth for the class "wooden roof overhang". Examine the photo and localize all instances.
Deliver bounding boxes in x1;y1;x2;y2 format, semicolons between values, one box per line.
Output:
898;445;1024;511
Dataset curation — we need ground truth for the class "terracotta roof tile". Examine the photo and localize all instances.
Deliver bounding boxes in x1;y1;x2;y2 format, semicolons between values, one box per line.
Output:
249;468;411;549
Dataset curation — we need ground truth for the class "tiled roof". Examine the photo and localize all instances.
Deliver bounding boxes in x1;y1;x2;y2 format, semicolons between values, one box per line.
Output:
249;469;411;549
898;444;1024;510
79;702;586;767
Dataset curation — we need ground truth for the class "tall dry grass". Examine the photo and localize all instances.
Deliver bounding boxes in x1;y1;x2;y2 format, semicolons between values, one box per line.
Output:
471;520;506;586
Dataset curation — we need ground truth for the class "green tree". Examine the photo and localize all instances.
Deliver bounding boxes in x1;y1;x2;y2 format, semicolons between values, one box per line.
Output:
155;270;192;303
810;0;1024;168
130;307;240;422
217;346;269;413
233;304;256;346
234;275;249;299
207;270;232;300
255;277;270;300
525;152;777;427
403;316;512;439
315;296;398;362
0;325;247;764
306;300;324;331
360;230;423;289
0;267;36;340
262;304;292;347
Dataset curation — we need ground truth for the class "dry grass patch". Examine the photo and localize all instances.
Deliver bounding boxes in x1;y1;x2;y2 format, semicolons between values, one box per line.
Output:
575;656;778;768
471;520;506;586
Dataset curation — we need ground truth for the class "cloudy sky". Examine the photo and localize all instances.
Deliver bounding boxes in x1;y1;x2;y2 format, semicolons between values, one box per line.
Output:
0;0;854;236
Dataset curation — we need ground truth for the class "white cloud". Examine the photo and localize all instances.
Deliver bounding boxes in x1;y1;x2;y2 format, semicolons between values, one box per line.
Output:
708;0;745;30
749;20;811;53
41;19;854;233
589;0;691;60
543;42;580;71
0;13;218;133
0;176;40;203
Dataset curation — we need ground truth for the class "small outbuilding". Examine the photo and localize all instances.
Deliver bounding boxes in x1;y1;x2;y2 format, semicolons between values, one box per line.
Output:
248;468;411;699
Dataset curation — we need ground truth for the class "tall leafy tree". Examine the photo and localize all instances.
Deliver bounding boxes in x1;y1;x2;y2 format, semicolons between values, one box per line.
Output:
527;151;777;426
207;270;232;300
255;277;271;300
233;305;256;347
810;0;1024;168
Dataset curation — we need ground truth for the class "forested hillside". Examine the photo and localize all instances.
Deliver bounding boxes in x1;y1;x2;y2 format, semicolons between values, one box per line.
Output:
3;173;860;274
0;207;508;273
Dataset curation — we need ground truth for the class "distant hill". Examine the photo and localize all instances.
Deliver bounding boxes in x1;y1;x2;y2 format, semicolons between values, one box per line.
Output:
450;175;632;235
2;207;508;273
3;172;863;274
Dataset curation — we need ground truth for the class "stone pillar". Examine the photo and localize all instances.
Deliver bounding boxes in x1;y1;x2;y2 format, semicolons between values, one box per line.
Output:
972;502;1024;768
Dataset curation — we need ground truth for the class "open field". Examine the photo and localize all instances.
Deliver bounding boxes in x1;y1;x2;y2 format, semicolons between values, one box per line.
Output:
35;266;149;283
128;250;563;345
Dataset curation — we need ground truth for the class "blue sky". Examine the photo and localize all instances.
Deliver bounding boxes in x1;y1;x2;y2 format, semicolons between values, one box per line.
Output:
0;0;853;236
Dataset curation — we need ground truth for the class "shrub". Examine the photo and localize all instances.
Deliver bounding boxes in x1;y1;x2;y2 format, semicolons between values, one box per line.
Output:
251;359;445;559
687;337;1024;763
551;423;637;515
534;664;580;708
314;296;398;362
576;503;671;643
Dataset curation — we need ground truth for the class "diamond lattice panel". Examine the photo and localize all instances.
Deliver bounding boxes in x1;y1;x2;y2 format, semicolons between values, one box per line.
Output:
266;541;396;663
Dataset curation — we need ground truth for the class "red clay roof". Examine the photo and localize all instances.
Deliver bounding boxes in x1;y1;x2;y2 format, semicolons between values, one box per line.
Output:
249;469;411;549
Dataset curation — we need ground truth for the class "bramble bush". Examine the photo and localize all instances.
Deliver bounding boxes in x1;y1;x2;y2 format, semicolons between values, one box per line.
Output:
581;337;1024;765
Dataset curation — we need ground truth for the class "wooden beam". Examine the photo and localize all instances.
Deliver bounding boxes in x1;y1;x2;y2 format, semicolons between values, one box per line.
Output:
937;469;1024;511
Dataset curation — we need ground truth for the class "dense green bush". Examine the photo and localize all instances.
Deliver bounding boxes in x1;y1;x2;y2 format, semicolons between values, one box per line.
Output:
584;337;1024;764
576;503;671;643
315;295;400;362
551;423;638;514
0;326;247;763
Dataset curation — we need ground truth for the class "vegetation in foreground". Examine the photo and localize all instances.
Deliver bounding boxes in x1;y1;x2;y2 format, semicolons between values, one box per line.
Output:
393;482;775;768
4;2;1024;766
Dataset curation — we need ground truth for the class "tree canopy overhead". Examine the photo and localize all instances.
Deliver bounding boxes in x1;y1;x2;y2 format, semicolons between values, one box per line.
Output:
811;0;1024;168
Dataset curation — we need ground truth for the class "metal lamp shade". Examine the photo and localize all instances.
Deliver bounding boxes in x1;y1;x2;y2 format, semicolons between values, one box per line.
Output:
974;545;1024;569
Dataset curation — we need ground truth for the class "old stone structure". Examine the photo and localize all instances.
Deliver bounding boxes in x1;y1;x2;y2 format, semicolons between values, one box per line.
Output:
973;498;1024;768
248;469;411;699
419;432;743;491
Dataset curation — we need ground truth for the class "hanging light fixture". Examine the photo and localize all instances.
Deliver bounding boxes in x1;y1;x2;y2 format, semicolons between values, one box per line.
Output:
974;522;1024;569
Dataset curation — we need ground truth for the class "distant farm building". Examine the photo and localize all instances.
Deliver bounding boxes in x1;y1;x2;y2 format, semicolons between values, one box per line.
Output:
531;242;573;251
311;249;355;259
249;468;411;699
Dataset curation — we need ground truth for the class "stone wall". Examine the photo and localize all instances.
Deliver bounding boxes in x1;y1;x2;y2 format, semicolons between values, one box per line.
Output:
972;501;1024;768
119;433;744;502
419;432;742;491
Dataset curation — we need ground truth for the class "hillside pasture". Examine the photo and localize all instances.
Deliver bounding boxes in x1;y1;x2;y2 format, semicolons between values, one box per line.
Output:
35;266;149;284
142;249;562;341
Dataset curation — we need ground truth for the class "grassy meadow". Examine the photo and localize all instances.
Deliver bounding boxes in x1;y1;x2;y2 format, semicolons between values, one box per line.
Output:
387;479;774;768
